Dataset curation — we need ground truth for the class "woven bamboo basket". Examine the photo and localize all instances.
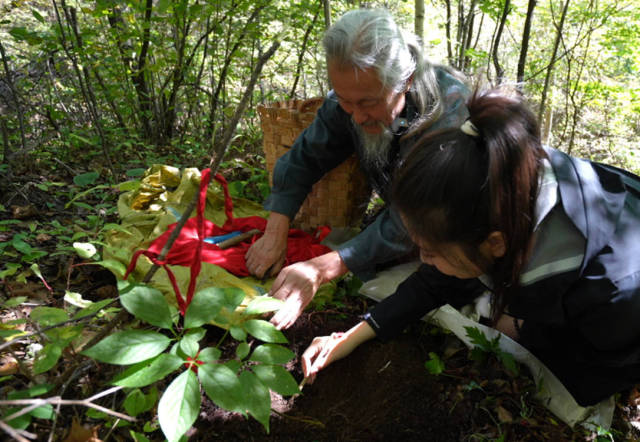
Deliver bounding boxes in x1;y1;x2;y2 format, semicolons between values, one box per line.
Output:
258;98;370;231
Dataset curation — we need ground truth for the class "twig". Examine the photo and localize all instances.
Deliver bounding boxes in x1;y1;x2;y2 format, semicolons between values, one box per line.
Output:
53;158;79;176
0;299;119;352
0;420;35;441
0;388;135;424
270;408;325;428
49;359;94;442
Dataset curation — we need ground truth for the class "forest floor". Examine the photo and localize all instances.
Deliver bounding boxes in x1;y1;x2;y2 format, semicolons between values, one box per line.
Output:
1;167;640;441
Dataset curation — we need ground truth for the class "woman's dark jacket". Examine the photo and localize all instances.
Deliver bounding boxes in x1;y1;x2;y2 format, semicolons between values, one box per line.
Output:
364;147;640;405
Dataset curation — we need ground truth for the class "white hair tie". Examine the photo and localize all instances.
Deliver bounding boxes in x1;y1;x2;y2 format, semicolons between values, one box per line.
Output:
460;119;480;137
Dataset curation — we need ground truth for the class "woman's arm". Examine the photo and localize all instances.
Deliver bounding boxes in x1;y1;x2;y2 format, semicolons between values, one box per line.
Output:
301;321;376;380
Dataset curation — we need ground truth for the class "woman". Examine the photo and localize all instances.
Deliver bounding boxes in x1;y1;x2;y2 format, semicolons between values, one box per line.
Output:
301;87;640;406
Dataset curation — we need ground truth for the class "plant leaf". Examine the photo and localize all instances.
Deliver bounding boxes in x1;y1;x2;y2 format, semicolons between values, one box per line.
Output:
30;307;68;327
243;319;287;344
64;290;93;308
72;298;115;320
179;328;205;357
243;296;283;315
197;347;221;363
73;171;99;186
82;330;171;365
124;389;148;417
33;343;63;374
158;370;200;442
249;344;294;365
96;259;128;278
183;287;229;328
239;370;271;432
198;363;244;414
73;242;97;259
236;342;250;360
252;364;299;396
229;325;246;341
111;353;183;388
424;352;445;375
120;285;173;329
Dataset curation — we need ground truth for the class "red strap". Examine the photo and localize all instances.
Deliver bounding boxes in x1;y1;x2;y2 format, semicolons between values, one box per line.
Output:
124;249;188;314
124;168;220;315
185;168;212;308
213;173;234;227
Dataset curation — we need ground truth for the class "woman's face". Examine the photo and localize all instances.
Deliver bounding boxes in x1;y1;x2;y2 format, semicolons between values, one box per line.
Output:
413;237;487;279
403;215;505;279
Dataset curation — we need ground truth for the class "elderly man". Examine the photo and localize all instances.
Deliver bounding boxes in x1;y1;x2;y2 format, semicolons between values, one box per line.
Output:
246;8;468;329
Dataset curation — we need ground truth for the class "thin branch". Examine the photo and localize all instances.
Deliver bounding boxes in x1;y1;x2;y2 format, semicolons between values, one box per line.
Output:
0;420;35;442
0;299;118;352
0;388;135;424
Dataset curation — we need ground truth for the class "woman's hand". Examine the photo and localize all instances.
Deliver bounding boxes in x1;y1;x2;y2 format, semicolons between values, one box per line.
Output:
245;212;289;279
269;251;349;329
301;322;376;381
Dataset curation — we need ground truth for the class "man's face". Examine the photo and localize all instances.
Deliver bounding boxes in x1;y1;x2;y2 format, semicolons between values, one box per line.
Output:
328;63;406;134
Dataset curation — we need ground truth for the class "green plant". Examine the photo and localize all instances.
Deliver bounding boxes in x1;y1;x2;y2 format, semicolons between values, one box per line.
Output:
424;351;445;375
81;281;297;441
464;326;519;375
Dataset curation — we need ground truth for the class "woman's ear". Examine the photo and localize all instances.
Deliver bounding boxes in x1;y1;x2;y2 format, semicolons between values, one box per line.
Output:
485;231;506;258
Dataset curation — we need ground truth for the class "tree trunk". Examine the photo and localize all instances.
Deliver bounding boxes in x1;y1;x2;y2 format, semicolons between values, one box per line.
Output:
491;0;511;83
415;0;425;43
133;0;155;142
516;0;537;87
323;0;332;30
290;5;321;98
0;41;27;154
462;0;477;71
444;0;453;65
538;0;571;123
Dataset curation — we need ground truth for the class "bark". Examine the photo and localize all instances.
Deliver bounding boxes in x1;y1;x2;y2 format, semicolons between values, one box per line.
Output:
62;3;113;174
133;0;154;141
491;0;511;83
323;0;331;30
208;5;264;136
415;0;425;43
0;41;27;154
462;0;477;71
566;0;596;154
444;0;453;65
290;5;321;98
517;0;537;87
215;40;281;162
538;0;571;124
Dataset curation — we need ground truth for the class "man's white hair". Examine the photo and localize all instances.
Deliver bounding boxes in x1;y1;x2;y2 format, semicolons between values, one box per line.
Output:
323;8;443;129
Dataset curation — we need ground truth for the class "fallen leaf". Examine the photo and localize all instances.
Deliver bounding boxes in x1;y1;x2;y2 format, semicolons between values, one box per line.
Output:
63;417;102;442
0;355;19;376
36;233;52;242
496;405;513;423
11;204;38;219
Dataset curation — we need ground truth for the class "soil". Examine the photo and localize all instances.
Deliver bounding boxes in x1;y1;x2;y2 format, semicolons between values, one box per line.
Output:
190;297;640;442
2;171;640;442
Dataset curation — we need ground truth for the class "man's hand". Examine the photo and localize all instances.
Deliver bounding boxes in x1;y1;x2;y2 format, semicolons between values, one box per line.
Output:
301;321;376;381
246;212;289;279
269;251;349;329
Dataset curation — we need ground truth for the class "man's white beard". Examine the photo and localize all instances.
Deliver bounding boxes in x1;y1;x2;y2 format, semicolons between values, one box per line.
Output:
353;119;394;173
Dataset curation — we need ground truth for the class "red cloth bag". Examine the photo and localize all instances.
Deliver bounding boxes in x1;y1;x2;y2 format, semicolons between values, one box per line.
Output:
125;169;331;314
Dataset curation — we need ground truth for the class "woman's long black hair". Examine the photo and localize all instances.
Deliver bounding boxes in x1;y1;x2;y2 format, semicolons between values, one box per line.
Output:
393;87;548;322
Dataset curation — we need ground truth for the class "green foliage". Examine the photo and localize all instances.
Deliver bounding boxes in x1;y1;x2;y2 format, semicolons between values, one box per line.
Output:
26;301;116;375
80;282;295;440
424;351;446;375
464;326;519;375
